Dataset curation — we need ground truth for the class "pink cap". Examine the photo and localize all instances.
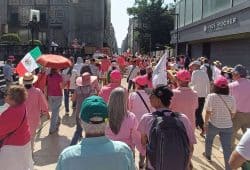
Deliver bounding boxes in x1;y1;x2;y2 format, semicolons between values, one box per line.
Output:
214;76;228;88
176;70;191;82
133;75;148;86
110;70;122;81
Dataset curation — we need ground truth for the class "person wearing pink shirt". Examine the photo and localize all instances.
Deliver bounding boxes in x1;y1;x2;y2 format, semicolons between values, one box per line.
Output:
105;87;138;153
170;70;198;131
229;64;250;148
137;85;196;169
19;72;49;152
128;75;154;168
0;85;33;170
99;70;123;103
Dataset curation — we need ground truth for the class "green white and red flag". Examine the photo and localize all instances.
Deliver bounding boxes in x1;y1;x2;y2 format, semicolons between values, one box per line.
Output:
16;47;42;76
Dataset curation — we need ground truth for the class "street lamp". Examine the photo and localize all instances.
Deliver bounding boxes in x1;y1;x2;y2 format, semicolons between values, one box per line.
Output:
170;13;179;57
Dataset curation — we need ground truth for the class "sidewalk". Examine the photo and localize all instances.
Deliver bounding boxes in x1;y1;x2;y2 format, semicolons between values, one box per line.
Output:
33;79;230;170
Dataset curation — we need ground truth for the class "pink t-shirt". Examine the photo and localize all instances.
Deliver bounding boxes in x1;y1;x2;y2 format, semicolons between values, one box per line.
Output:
99;83;120;103
47;73;63;96
229;78;250;113
25;87;49;136
137;109;197;145
170;87;198;130
0;104;31;146
128;90;154;122
105;111;138;150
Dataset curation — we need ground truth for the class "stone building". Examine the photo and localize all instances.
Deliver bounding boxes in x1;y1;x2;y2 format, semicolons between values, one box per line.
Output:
1;0;117;51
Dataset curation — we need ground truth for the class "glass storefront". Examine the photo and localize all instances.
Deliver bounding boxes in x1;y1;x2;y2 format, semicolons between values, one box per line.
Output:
193;0;202;22
179;0;185;27
185;0;193;25
175;0;247;28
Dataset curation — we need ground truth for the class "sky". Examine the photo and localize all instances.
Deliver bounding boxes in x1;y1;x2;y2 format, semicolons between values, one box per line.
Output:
111;0;174;48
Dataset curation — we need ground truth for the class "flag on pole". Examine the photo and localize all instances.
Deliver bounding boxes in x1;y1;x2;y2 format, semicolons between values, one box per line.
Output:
16;47;42;76
152;53;168;88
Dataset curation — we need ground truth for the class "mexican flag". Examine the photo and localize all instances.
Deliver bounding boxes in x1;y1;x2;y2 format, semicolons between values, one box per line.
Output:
16;47;42;76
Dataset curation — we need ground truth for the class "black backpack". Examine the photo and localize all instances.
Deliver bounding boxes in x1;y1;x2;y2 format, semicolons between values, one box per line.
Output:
147;110;190;170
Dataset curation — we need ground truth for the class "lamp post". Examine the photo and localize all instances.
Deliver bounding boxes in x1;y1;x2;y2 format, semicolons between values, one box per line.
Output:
170;13;179;57
28;15;39;46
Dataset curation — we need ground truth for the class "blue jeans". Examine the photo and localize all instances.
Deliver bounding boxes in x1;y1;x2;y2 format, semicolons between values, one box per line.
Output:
48;96;62;133
64;89;75;112
205;123;233;170
70;118;83;145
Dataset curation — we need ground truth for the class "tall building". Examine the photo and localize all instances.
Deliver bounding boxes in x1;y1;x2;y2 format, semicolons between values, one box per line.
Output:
0;0;8;34
171;0;250;70
1;0;117;51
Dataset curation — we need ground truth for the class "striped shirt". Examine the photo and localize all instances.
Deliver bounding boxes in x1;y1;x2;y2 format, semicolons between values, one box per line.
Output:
204;93;236;128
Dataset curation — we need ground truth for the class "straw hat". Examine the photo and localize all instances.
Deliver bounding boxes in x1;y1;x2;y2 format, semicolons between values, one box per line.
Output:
19;72;38;85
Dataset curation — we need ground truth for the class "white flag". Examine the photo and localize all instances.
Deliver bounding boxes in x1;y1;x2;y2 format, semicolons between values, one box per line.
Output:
152;53;168;88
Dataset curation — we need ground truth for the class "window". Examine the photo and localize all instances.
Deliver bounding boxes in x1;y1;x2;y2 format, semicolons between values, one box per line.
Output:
193;0;202;22
179;0;185;27
185;0;193;25
203;0;231;18
9;13;19;26
175;2;180;29
233;0;247;6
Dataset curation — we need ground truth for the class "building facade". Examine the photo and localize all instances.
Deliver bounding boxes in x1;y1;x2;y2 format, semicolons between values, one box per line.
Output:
1;0;117;51
171;0;250;70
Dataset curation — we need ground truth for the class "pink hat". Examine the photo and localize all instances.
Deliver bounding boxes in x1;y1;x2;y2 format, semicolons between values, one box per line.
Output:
76;73;97;86
110;70;122;81
133;75;147;86
214;76;228;88
176;70;191;82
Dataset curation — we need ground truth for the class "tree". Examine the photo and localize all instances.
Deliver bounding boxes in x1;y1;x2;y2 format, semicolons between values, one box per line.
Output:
127;0;174;54
0;33;21;44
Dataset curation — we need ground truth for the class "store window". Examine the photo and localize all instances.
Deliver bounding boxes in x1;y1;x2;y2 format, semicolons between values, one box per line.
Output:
193;0;202;22
179;0;185;27
185;0;193;25
233;0;248;6
175;2;180;29
203;0;231;18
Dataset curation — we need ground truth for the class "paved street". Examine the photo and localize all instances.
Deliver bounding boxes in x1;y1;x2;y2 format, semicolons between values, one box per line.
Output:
33;79;231;170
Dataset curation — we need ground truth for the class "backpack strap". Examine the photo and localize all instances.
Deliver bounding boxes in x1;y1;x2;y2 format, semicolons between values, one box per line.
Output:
136;91;150;113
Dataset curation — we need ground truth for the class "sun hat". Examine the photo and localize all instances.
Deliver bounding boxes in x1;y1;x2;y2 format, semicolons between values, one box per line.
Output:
189;60;201;67
232;64;247;77
176;70;191;82
133;75;148;86
110;70;122;81
76;73;97;86
214;76;228;88
80;95;108;124
19;72;38;85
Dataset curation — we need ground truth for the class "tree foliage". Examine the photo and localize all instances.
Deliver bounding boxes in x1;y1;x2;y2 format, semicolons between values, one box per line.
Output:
0;33;21;44
127;0;175;53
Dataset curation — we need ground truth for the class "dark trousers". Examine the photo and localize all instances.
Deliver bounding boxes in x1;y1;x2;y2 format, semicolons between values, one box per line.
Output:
128;80;135;91
195;97;205;130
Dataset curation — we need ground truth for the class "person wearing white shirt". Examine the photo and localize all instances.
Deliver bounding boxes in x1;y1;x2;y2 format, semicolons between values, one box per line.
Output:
190;60;210;137
127;60;140;91
229;129;250;169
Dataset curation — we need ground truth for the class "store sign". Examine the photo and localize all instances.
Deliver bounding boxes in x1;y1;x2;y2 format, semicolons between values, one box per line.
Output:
204;17;238;33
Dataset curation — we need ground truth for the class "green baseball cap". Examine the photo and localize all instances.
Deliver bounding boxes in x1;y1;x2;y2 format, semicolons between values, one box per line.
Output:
80;95;108;123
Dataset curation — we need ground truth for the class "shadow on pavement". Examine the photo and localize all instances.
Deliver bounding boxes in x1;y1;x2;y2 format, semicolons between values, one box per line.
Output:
34;133;70;166
192;155;224;170
61;113;76;128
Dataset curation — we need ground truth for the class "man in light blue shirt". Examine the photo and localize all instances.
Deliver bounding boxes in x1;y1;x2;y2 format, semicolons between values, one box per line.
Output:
3;60;13;85
56;96;135;170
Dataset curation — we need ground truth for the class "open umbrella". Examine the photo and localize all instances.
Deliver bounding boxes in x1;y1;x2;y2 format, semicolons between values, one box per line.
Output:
37;54;72;69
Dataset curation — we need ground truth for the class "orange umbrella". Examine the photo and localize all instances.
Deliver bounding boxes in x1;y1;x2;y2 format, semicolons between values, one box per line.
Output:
37;54;72;69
